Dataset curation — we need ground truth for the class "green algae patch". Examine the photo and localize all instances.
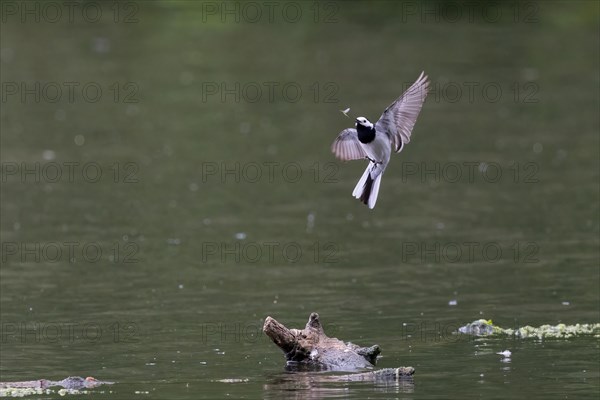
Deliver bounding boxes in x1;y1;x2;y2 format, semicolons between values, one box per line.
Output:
458;319;600;339
508;323;600;339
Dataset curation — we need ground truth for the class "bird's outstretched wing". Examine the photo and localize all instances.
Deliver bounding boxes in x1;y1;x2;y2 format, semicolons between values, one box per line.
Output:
375;71;430;153
331;128;367;161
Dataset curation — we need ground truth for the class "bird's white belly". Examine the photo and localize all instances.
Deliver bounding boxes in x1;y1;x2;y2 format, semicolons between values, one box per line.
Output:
361;133;391;164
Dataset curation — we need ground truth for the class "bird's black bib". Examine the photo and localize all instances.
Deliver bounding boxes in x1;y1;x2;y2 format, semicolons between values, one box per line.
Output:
356;124;376;144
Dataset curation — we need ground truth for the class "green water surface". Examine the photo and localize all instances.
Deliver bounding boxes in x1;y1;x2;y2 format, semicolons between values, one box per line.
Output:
1;1;599;399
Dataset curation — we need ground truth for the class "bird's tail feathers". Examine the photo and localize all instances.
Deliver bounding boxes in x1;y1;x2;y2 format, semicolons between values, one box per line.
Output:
353;164;383;209
352;165;371;198
367;173;382;209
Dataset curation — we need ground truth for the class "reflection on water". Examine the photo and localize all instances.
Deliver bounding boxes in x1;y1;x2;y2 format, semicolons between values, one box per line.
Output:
263;371;415;400
1;1;598;399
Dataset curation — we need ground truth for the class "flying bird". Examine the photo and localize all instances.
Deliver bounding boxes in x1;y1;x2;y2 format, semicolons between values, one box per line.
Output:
331;71;430;209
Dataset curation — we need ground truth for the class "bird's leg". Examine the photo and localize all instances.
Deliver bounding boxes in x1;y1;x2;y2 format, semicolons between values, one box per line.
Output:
365;156;382;165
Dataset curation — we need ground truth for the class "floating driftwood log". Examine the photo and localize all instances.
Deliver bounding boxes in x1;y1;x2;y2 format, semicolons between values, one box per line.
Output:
263;312;414;378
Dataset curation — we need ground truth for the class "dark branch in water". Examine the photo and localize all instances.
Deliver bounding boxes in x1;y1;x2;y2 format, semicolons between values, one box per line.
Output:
263;312;413;378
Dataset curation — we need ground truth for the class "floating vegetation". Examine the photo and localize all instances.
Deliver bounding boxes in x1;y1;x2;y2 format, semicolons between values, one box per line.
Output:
214;378;250;383
458;319;600;339
0;388;85;397
0;377;111;398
